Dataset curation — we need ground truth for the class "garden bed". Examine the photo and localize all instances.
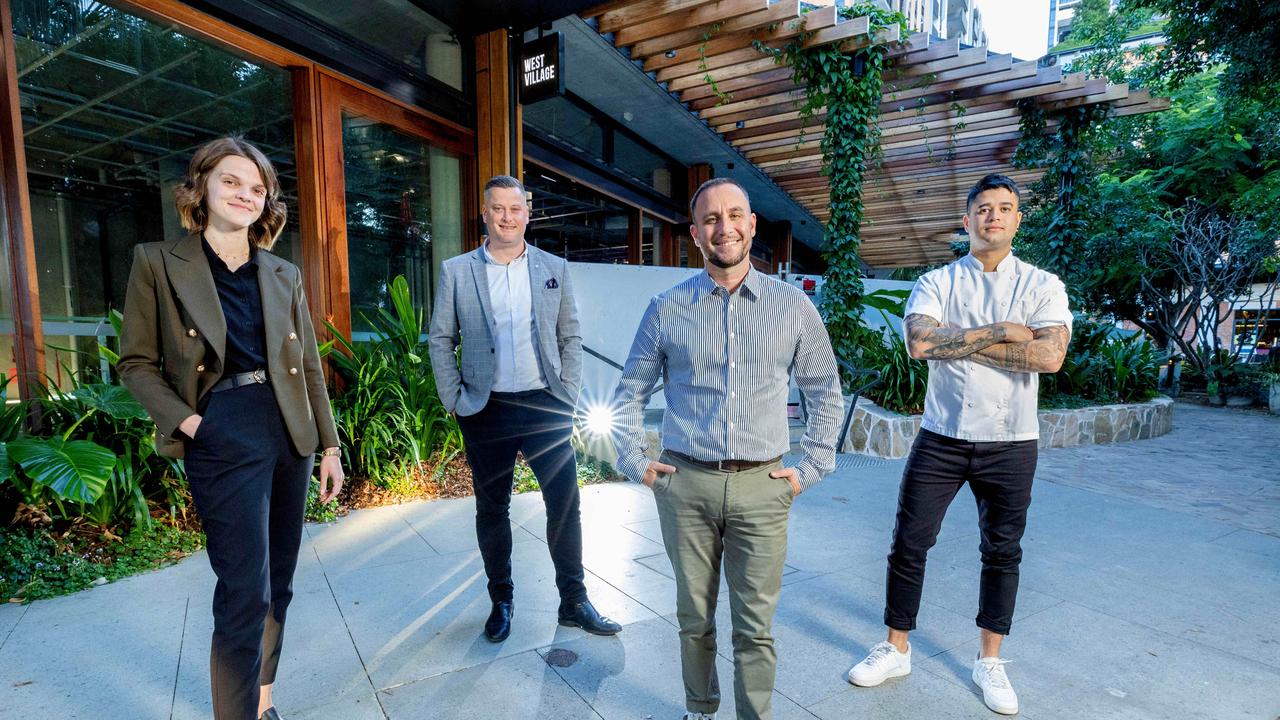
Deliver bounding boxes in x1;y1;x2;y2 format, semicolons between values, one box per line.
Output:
841;396;1174;458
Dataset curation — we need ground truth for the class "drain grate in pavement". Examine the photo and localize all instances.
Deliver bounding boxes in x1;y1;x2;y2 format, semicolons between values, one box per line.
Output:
835;454;889;470
543;648;579;667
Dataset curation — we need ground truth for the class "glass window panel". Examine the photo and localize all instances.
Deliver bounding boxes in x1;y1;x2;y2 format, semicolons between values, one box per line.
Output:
614;133;675;197
274;0;463;91
522;97;606;164
0;180;14;392
641;214;657;266
342;113;462;336
525;166;631;264
11;0;298;387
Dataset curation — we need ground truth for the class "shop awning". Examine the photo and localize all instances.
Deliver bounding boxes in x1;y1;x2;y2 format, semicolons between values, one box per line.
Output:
581;0;1168;268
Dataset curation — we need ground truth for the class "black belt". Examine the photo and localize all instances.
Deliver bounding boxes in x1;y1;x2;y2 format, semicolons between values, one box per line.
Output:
210;368;269;393
666;449;782;473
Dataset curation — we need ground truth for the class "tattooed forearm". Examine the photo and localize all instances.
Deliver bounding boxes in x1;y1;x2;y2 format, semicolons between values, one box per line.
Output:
970;325;1071;373
904;314;1012;360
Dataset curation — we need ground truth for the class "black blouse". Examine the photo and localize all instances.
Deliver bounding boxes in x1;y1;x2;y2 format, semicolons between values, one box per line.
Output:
202;237;268;375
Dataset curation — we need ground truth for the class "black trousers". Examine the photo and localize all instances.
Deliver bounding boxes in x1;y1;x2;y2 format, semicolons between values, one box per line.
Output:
884;428;1037;635
185;383;313;720
457;388;587;605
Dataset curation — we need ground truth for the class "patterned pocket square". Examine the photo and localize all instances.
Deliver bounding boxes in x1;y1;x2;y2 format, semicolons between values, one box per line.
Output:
545;278;559;289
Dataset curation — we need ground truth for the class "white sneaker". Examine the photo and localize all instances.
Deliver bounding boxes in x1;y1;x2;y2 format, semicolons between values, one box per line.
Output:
846;641;912;686
682;714;715;720
972;654;1019;715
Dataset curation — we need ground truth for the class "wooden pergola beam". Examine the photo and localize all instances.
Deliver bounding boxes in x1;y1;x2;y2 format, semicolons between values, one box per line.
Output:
581;2;1169;268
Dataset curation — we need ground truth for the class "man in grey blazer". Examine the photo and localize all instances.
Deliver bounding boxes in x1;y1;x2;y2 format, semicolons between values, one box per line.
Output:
429;175;621;642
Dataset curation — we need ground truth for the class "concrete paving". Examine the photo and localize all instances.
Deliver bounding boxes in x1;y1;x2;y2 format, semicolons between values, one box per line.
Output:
1;402;1277;719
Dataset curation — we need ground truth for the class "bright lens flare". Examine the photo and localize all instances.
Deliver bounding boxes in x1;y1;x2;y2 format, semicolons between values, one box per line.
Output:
583;404;616;436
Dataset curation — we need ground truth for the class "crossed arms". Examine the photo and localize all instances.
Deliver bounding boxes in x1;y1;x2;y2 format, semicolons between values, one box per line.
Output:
904;314;1070;373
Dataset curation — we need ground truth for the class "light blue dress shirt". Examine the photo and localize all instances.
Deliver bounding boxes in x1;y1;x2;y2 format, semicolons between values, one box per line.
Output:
481;241;546;392
611;268;844;490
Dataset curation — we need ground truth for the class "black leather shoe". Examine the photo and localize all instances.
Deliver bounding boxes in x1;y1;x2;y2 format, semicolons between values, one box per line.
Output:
259;708;282;720
558;599;622;636
484;600;513;642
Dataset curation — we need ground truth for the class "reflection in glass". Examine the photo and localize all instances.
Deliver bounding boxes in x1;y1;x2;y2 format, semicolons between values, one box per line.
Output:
525;166;631;263
614;133;675;197
274;0;463;91
522;97;606;164
342;114;461;335
11;0;296;386
0;179;13;387
641;214;659;266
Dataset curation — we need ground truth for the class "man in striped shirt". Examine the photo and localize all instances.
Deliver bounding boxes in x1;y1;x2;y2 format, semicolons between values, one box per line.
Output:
611;178;844;720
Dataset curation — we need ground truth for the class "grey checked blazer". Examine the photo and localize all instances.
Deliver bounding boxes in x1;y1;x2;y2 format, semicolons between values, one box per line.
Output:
428;244;582;417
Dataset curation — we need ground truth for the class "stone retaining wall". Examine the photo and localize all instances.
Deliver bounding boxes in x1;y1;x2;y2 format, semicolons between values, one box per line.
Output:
840;396;1174;459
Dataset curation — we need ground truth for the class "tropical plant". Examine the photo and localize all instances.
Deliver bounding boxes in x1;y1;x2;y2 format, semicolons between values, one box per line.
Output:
1;310;187;531
848;287;928;414
1041;321;1164;405
863;330;928;415
324;275;463;488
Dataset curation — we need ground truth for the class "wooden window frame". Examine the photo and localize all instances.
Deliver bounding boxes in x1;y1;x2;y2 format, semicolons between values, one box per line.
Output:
0;0;477;396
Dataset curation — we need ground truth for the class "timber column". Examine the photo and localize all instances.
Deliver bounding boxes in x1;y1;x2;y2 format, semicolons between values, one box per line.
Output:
475;33;522;172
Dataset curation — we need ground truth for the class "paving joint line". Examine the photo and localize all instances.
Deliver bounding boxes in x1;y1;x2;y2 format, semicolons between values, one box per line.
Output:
538;648;608;719
168;597;190;720
397;512;441;555
0;603;30;654
312;544;392;719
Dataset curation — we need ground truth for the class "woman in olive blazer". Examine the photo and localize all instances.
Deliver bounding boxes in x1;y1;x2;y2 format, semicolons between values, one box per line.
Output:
118;137;343;720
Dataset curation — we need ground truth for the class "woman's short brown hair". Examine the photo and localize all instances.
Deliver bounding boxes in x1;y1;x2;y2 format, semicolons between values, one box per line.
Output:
173;136;287;249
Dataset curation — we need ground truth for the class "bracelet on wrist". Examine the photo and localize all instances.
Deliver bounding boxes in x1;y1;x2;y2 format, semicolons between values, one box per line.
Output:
321;447;341;457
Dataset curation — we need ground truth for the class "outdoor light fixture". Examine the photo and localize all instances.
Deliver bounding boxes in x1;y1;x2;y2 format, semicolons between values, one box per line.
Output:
582;404;617;436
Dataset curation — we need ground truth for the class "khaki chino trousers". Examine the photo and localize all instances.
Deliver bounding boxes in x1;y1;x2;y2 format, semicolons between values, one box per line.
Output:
652;452;794;720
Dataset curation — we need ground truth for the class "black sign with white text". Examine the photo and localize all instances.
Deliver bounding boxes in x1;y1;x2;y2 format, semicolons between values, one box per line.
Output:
519;33;564;105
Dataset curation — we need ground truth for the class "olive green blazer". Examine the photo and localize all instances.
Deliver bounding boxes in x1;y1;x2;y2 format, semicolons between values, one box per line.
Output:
117;234;340;459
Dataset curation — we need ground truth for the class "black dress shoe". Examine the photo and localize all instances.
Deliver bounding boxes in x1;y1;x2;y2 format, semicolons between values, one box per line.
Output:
259;708;282;720
484;600;514;642
558;599;622;635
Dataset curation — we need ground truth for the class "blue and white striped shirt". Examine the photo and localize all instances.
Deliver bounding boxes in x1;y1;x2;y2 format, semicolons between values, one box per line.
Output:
611;268;844;490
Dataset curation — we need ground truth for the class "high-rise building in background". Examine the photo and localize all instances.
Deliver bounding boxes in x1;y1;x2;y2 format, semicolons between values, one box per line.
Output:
1043;0;1165;69
1048;0;1127;48
882;0;987;48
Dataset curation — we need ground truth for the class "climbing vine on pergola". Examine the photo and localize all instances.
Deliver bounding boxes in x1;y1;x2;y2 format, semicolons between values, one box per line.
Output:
758;4;908;376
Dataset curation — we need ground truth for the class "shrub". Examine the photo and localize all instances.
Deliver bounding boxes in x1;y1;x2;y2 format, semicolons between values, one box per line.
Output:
1;311;188;531
324;275;463;489
860;329;928;415
1041;320;1164;405
0;523;202;602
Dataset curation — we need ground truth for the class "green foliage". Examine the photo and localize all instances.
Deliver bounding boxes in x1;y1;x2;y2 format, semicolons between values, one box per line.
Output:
0;523;203;602
510;452;617;495
1127;0;1280;100
6;437;116;506
1014;101;1113;278
860;330;928;415
1041;321;1164;405
756;3;908;383
325;275;463;488
304;478;340;524
1016;49;1280;365
845;288;928;415
1060;0;1164;87
1;317;187;531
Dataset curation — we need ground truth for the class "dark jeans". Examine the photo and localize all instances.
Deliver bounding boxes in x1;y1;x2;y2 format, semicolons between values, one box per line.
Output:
884;429;1037;635
457;388;587;605
186;383;313;720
